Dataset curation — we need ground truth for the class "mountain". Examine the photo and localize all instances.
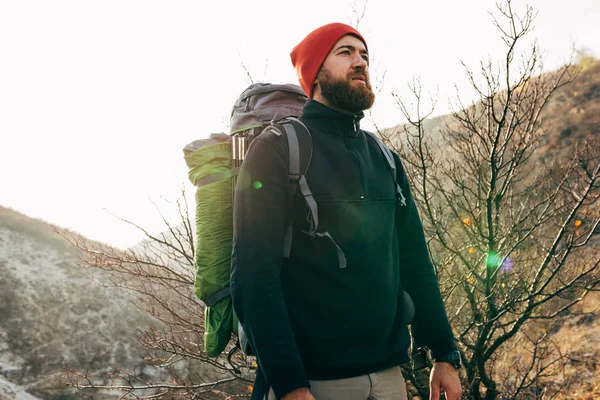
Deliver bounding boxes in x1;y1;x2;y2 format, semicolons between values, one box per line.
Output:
537;58;600;159
0;206;163;399
383;57;600;162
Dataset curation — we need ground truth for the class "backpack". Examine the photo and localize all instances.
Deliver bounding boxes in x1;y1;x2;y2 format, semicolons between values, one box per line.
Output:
183;82;409;366
183;83;315;362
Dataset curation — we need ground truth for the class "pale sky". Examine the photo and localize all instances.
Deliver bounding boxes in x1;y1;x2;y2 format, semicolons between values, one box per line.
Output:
1;0;599;249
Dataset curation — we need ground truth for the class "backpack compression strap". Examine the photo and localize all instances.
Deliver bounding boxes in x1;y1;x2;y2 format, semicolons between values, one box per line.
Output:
364;131;407;207
280;119;347;269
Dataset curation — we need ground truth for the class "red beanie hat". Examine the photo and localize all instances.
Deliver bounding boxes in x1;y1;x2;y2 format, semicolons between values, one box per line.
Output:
290;22;367;98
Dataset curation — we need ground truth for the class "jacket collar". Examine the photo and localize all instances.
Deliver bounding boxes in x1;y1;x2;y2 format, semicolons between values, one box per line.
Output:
301;100;365;137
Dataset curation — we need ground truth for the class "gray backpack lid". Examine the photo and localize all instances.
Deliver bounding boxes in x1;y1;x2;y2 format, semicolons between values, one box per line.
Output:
229;83;308;135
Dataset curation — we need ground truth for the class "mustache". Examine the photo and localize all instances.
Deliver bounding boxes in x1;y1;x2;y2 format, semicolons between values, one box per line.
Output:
349;71;371;87
350;72;367;79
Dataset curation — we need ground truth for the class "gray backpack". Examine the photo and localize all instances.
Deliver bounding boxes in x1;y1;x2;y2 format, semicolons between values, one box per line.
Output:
229;83;347;361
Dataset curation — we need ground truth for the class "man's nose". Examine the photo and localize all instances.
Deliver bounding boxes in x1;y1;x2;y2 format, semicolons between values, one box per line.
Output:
352;53;368;70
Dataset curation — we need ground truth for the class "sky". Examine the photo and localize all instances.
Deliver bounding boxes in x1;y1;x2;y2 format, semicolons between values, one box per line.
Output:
1;0;599;249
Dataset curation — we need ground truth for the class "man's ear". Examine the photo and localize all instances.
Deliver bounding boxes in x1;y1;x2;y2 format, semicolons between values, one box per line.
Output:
311;81;319;97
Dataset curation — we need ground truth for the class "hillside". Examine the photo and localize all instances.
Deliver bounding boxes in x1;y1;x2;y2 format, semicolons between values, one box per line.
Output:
383;58;600;163
0;374;40;400
0;206;163;399
551;292;600;399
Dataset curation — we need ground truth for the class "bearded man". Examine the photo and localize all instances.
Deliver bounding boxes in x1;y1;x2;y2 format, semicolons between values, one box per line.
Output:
231;23;462;400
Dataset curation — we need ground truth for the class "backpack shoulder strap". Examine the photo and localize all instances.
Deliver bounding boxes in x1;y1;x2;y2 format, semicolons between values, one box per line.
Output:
278;118;347;269
363;130;407;207
278;118;313;257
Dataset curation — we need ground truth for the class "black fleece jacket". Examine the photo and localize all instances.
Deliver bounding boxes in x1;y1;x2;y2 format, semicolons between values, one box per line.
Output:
231;100;455;399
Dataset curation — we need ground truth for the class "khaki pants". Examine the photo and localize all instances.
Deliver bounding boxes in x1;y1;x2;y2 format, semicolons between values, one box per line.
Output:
268;366;408;400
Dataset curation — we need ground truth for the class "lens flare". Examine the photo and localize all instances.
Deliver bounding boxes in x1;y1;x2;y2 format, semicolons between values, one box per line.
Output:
253;181;263;189
486;252;514;273
486;251;501;269
500;257;514;273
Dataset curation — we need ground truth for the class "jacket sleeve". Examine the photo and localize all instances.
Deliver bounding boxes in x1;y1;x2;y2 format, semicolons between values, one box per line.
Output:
392;152;457;358
230;135;310;398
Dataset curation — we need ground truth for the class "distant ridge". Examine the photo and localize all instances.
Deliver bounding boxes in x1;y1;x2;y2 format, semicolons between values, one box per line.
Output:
382;58;600;162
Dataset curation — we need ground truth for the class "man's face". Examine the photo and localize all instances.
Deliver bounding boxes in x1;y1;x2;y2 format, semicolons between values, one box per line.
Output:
313;34;375;113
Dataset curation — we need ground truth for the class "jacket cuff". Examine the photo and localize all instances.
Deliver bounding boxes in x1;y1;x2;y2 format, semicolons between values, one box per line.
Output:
268;364;311;399
429;336;458;360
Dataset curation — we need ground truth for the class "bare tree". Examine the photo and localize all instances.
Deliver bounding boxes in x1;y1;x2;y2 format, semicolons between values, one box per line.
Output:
386;1;600;399
60;191;255;399
347;0;369;30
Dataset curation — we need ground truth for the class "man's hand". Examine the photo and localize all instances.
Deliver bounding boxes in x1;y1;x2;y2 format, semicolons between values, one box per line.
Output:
281;387;315;400
429;362;462;400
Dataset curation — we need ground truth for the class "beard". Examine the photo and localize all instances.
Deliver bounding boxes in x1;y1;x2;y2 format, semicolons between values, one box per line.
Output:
317;67;375;113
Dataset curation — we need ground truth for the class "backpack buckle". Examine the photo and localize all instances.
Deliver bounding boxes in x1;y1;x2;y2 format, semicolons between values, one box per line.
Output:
288;174;301;198
289;173;301;183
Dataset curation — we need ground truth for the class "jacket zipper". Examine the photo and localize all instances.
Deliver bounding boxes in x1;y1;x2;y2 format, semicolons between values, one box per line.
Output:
349;115;365;199
348;150;365;199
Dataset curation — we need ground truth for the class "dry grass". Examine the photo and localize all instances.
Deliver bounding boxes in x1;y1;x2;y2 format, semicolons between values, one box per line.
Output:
468;291;600;399
551;292;600;399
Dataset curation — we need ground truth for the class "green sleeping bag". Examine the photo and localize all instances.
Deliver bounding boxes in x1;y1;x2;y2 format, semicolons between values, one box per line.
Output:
183;83;310;359
183;135;238;357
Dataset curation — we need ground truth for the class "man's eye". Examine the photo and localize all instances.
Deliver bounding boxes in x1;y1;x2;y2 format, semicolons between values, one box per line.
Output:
361;55;369;62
